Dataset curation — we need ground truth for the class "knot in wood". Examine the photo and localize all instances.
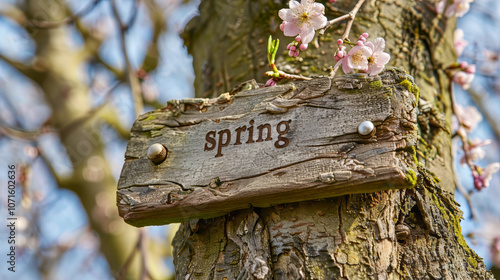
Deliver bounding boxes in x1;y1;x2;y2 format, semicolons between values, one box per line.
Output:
395;224;411;241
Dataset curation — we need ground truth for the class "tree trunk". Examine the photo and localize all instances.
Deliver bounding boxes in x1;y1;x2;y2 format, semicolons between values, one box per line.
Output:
23;0;141;276
173;0;494;279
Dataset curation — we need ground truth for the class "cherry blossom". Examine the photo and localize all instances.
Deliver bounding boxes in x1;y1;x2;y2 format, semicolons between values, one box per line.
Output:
473;162;500;191
436;0;446;14
278;0;327;44
265;78;277;87
452;71;474;90
337;44;372;74
454;29;468;57
480;49;499;74
445;0;474;18
455;104;482;133
365;38;391;76
460;138;492;165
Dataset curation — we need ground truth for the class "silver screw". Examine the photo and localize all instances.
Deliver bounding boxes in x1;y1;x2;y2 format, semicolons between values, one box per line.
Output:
357;121;375;137
147;143;167;164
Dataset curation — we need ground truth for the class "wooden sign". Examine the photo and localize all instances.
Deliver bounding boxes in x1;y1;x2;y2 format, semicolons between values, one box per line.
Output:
117;69;419;227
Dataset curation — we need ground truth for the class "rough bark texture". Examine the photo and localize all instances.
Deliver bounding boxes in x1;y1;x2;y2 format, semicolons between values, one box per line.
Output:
169;0;494;279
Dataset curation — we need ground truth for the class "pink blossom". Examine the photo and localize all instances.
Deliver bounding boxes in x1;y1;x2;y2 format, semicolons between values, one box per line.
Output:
338;45;372;74
454;29;468;57
445;0;474;18
452;71;474;89
473;162;500;191
279;0;327;44
465;64;476;73
436;0;446;14
265;79;277;87
455;104;482;132
364;38;391;76
460;138;492;165
480;49;499;74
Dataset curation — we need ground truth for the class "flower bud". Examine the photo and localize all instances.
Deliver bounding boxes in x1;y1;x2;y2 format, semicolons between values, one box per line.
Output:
362;33;369;38
265;78;277;87
280;22;286;31
299;44;308;51
466;64;476;74
290;45;296;51
295;36;301;42
337;39;343;45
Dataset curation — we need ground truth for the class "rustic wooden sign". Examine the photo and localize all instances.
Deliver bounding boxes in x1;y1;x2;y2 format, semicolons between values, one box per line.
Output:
117;69;419;227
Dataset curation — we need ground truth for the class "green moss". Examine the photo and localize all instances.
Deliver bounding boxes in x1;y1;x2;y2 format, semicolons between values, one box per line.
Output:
399;79;420;102
404;145;418;165
144;115;156;121
405;169;417;187
370;80;383;89
431;191;479;268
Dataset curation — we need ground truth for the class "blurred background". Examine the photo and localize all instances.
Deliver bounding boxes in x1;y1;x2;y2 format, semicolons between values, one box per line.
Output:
0;0;499;279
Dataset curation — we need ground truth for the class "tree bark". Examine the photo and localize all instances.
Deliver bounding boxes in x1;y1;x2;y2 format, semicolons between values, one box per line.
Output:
173;0;494;279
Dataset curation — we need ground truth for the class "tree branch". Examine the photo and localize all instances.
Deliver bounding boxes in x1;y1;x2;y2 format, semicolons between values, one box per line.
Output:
0;53;41;82
110;0;143;117
29;0;100;29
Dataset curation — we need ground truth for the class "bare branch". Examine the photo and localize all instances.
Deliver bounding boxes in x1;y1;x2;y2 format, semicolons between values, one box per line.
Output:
0;53;41;82
110;0;143;117
29;0;100;29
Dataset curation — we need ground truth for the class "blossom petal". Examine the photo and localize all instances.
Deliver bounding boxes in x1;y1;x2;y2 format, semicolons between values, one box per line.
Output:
300;25;315;44
364;41;374;51
368;64;384;76
377;52;391;65
279;8;296;22
289;0;300;9
283;21;300;36
312;3;325;14
310;14;327;29
372;38;386;53
360;46;373;57
436;0;446;14
445;3;457;17
342;57;352;74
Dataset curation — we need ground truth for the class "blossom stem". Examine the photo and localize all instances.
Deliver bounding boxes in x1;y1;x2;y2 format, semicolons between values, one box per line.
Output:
320;0;366;37
341;0;366;40
264;70;312;81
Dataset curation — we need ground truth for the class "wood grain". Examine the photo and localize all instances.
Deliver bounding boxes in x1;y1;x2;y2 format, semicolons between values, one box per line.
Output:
117;69;418;227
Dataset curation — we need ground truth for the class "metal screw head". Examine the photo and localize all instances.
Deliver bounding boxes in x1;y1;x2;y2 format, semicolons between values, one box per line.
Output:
357;121;375;137
147;143;167;164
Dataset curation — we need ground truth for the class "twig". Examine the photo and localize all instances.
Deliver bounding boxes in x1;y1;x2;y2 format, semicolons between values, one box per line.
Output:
320;0;366;40
453;158;477;220
59;81;122;139
341;0;366;40
0;53;40;82
265;70;312;81
29;0;100;29
110;0;143;117
117;228;152;280
467;88;500;143
138;229;148;280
